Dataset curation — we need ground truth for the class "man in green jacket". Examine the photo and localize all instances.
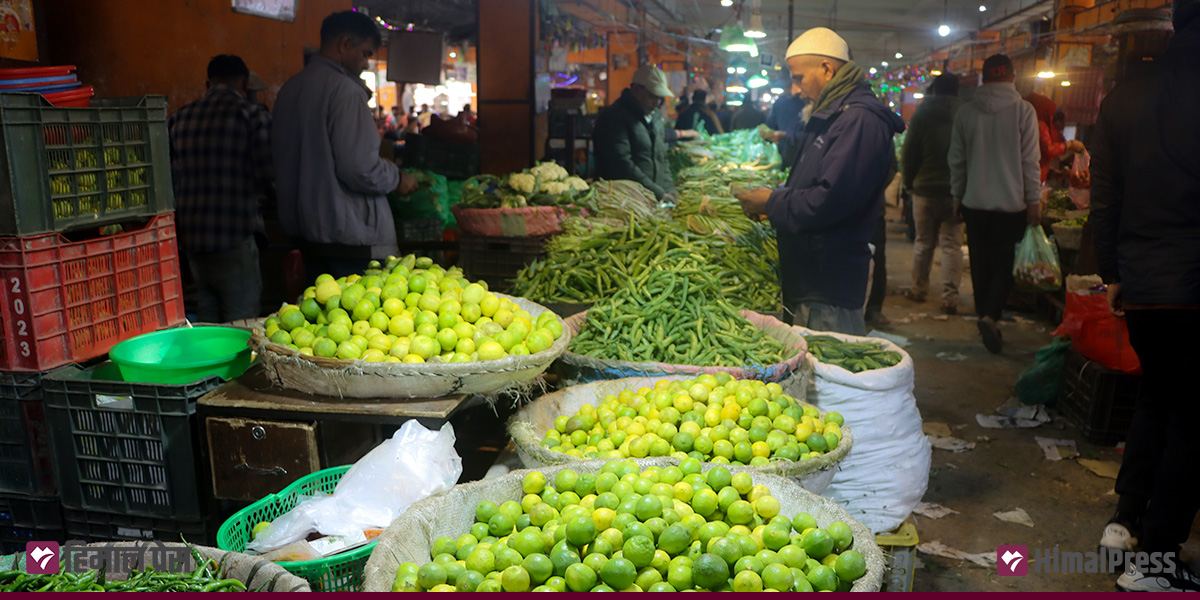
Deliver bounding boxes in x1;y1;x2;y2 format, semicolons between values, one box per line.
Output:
901;73;964;315
594;65;677;200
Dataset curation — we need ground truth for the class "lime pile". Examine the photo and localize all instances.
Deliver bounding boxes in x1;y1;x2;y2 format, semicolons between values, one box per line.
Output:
262;254;564;364
392;461;868;592
537;374;844;465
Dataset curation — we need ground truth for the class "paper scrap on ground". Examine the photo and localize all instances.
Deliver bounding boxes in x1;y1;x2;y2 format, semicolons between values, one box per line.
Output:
994;507;1035;528
933;314;949;321
1078;459;1120;479
922;422;953;437
927;435;975;453
1036;437;1079;461
996;396;1052;422
914;502;959;520
936;352;968;362
917;541;997;568
868;330;911;347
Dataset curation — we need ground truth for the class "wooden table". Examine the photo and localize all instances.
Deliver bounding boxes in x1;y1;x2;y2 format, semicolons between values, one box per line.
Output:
198;364;478;501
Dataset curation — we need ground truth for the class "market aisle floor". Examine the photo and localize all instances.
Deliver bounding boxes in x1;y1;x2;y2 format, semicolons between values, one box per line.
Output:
871;205;1200;592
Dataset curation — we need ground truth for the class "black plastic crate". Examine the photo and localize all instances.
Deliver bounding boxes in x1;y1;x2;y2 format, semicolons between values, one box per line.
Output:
0;94;175;236
62;507;217;546
1058;347;1142;445
458;234;548;293
423;139;480;180
0;494;64;554
43;361;222;519
0;371;56;495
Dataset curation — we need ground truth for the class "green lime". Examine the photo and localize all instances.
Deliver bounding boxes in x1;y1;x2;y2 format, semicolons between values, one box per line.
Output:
523;553;554;584
806;564;838;592
733;569;763;592
599;556;636;589
762;562;795;591
564;562;598;592
416;562;447;590
693;553;730;590
834;550;867;582
827;521;853;551
800;528;835;560
565;515;597;547
501;565;531;592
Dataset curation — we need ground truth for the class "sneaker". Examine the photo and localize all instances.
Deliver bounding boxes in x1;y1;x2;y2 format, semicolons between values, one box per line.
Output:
1117;562;1200;592
901;289;926;303
978;318;1003;354
1099;521;1138;552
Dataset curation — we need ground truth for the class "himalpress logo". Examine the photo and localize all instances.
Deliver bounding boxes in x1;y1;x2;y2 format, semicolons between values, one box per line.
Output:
996;545;1176;575
25;541;59;574
997;545;1028;576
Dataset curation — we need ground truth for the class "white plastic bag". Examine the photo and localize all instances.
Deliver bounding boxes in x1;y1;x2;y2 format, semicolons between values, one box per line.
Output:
247;421;462;553
797;327;931;534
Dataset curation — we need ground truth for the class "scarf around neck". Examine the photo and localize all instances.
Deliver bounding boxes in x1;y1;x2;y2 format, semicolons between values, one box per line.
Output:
812;60;865;116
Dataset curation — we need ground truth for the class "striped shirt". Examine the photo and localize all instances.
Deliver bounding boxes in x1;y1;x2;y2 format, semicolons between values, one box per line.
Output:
168;85;273;253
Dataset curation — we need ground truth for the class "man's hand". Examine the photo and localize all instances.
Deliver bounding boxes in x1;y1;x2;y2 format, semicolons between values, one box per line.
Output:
397;171;419;195
952;201;964;224
758;129;786;143
1106;283;1125;319
1026;203;1041;226
736;187;772;218
675;129;700;140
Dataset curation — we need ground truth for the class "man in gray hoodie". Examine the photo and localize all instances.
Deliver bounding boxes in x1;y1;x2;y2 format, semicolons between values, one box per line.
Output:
948;54;1040;353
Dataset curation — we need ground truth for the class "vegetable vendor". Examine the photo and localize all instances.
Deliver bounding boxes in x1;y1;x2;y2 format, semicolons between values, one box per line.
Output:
736;27;905;336
594;65;679;201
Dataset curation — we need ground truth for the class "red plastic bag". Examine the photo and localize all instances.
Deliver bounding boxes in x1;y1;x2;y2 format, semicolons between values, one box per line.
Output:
1052;291;1141;374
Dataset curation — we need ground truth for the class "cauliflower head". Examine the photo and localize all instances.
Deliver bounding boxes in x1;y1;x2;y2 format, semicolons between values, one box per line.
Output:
539;181;570;196
530;161;568;182
507;173;537;194
564;176;588;192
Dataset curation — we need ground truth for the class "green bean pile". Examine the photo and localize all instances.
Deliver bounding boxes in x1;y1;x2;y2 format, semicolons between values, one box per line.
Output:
0;549;248;592
805;335;903;373
513;217;780;312
570;253;794;367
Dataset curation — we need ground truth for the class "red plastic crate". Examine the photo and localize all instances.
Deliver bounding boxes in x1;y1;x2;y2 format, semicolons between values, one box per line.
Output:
0;213;184;371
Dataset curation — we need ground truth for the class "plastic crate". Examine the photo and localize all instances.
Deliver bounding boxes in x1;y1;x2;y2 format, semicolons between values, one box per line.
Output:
549;112;597;139
61;506;217;546
217;466;374;592
876;518;918;592
0;94;174;236
0;212;185;371
1058;347;1142;445
0;371;56;495
43;361;223;519
457;234;548;293
0;494;64;554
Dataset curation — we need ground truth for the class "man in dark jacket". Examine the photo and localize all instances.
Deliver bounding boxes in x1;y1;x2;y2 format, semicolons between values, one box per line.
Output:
1090;1;1200;591
762;92;806;168
901;73;964;315
594;65;677;200
730;101;767;131
736;27;905;335
675;89;723;136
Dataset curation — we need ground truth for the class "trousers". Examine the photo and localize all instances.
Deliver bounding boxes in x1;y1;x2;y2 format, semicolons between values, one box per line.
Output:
187;237;262;323
962;207;1026;321
785;300;867;336
1114;309;1200;556
911;194;964;304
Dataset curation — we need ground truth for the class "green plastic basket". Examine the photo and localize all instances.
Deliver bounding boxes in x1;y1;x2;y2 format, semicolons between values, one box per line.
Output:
216;466;376;592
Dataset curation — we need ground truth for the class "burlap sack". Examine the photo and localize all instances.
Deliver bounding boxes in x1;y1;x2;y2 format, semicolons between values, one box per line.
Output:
363;459;883;592
1;542;310;592
251;294;569;399
555;310;806;386
507;376;851;495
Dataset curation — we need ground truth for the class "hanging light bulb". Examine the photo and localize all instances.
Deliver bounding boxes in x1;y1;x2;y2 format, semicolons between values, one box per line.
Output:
938;24;951;36
882;61;890;67
770;87;784;94
719;23;755;53
869;67;878;75
721;0;733;6
895;52;903;59
979;4;988;11
726;75;748;94
747;71;770;88
745;2;766;39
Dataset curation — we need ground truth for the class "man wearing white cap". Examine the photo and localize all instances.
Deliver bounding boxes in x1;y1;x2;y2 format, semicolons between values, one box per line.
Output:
737;27;905;335
595;65;679;200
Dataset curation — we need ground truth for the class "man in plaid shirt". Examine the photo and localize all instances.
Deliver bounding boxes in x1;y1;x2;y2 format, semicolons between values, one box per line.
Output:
168;55;274;323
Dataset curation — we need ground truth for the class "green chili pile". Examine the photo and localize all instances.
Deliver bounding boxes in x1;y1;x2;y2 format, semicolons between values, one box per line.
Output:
0;548;249;592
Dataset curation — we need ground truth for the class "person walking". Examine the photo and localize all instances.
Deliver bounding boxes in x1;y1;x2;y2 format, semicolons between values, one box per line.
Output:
948;54;1040;353
901;72;965;315
168;54;273;323
736;27;905;336
1090;0;1200;591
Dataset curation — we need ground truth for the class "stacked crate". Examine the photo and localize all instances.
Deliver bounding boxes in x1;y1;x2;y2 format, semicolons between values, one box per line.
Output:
0;93;191;547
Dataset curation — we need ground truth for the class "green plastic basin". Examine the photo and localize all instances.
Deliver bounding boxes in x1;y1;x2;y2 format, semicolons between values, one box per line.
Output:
108;326;253;385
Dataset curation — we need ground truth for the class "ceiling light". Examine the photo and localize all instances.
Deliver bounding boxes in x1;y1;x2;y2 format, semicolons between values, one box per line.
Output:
979;4;987;11
882;61;889;67
736;67;747;74
727;66;736;74
889;101;895;107
748;40;760;57
869;67;878;75
895;52;903;59
726;75;748;94
1061;80;1071;86
449;51;457;58
1037;71;1056;79
747;72;770;88
745;12;766;39
931;70;943;75
938;24;951;37
913;92;925;99
762;93;773;102
720;24;756;53
721;0;732;6
770;87;784;94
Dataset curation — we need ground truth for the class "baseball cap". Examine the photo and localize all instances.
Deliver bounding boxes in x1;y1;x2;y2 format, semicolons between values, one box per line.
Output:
632;65;674;99
785;27;850;62
982;54;1015;82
